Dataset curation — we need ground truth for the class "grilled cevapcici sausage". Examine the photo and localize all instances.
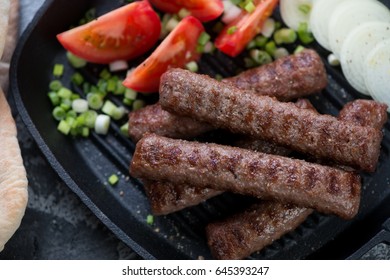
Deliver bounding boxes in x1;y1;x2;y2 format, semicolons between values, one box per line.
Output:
205;99;388;260
130;134;361;219
223;49;327;101
128;50;327;142
206;202;313;260
159;68;383;172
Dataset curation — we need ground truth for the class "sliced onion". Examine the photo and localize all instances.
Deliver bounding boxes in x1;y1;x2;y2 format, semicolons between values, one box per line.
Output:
364;39;390;111
222;0;242;24
328;0;390;56
309;0;348;51
109;60;128;72
280;0;313;31
340;22;390;95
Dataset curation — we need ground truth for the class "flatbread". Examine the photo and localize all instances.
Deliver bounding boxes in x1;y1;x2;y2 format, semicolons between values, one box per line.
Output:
0;0;28;252
0;0;10;59
0;87;28;252
0;0;18;91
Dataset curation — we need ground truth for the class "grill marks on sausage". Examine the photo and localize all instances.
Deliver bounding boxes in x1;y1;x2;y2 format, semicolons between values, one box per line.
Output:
130;134;361;219
206;202;314;260
128;50;328;143
159;68;383;172
224;49;327;101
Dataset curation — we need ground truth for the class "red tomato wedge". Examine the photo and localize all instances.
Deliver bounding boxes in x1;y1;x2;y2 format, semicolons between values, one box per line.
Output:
56;1;161;64
148;0;223;22
215;0;279;57
123;16;204;93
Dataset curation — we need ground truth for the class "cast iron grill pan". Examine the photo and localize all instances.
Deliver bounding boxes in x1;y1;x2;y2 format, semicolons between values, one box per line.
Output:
11;0;390;259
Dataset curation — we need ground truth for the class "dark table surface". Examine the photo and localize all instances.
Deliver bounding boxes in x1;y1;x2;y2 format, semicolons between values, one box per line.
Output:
0;0;389;260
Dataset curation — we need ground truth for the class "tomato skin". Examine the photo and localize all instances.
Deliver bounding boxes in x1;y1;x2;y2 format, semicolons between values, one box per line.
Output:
56;1;161;64
148;0;223;22
215;0;279;57
123;16;204;93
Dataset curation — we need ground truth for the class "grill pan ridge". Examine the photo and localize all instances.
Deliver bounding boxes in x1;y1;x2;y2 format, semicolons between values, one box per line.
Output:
10;0;390;259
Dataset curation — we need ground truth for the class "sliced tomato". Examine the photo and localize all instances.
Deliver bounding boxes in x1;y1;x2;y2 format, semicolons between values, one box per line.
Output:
57;1;161;64
123;16;204;93
148;0;223;22
215;0;279;57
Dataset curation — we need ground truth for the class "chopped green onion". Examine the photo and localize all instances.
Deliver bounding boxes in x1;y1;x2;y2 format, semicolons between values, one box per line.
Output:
114;81;126;95
57;120;71;135
298;4;311;15
108;174;119;185
294;45;306;54
71;93;81;100
60;102;71;112
66;110;77;119
265;41;277;56
274;21;282;30
273;47;289;59
52;106;67;121
255;35;268;48
261;18;275;38
244;1;256;13
120;122;129;136
65;116;76;127
196;45;204;53
87;93;103;110
166;17;179;32
132;99;145;111
227;26;238;35
81;127;90;138
297;22;314;44
49;80;62;91
81;110;98;128
57;87;72;99
198;32;211;46
146;215;154;225
71;72;84;86
102;100;118;116
178;8;191;19
53;64;64;77
246;40;257;50
250;49;273;65
72;99;89;113
125;88;137;100
230;0;242;5
185;61;199;72
94;114;111;135
97;79;108;94
327;53;340;66
102;100;126;120
99;68;111;80
123;98;133;106
48;92;60;106
273;28;297;45
106;78;117;93
66;52;87;68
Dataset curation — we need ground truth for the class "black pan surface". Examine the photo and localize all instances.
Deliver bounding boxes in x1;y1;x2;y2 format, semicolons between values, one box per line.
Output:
11;0;390;259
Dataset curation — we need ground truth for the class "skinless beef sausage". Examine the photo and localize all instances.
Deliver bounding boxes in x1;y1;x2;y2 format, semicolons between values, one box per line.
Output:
223;49;327;101
130;134;361;219
159;68;383;172
128;50;327;143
